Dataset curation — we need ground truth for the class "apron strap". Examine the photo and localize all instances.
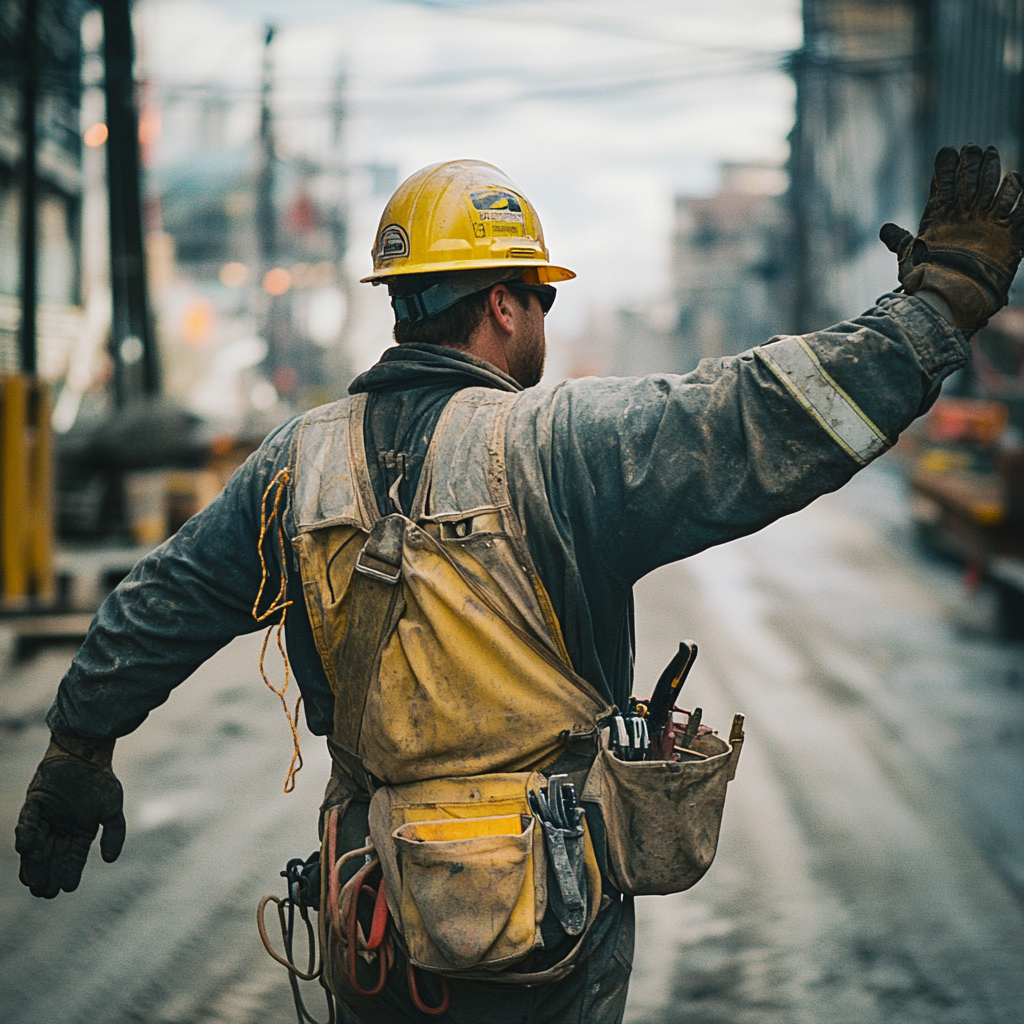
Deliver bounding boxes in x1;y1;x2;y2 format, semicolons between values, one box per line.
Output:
331;513;407;760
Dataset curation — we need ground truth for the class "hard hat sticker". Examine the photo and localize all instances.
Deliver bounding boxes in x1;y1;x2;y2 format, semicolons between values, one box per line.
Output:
468;189;527;238
377;224;410;261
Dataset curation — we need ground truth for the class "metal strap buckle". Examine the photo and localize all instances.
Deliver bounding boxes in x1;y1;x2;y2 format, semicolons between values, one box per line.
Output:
355;550;401;584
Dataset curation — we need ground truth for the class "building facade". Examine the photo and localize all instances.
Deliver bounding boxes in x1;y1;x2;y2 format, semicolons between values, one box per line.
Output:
672;162;791;367
789;0;1024;332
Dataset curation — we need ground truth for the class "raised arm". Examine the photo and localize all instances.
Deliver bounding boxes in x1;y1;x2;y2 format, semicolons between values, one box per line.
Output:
515;144;1024;585
512;292;965;585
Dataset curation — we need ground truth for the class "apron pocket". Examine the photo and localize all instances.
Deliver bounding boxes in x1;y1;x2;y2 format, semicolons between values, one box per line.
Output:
395;814;536;971
368;773;548;974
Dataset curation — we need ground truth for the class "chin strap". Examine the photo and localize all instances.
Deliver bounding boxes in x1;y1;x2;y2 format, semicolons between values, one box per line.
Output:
391;268;521;323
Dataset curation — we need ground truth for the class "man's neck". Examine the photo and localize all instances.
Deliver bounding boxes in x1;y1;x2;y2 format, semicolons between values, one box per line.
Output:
463;322;511;376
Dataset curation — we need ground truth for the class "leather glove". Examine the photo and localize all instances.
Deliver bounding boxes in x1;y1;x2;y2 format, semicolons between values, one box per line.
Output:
880;144;1024;334
15;734;126;899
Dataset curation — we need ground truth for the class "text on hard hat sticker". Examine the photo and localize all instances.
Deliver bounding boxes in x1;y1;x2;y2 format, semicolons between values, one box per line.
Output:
470;189;524;213
468;189;527;238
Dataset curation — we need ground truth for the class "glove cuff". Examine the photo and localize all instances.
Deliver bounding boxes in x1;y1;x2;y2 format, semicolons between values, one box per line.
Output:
902;264;1000;334
47;733;115;768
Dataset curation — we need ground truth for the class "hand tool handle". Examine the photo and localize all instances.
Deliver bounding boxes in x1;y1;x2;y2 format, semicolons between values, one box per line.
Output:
680;706;702;751
548;775;567;828
647;641;698;741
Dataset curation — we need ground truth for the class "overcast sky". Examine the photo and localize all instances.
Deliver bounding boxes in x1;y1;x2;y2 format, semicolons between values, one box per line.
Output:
138;0;801;344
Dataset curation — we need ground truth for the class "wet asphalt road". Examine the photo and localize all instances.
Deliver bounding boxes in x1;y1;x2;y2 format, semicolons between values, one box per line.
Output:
1;461;1022;1023
626;464;1024;1024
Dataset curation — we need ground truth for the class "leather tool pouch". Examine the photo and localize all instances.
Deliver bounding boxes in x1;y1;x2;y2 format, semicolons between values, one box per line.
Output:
582;726;737;897
367;772;601;977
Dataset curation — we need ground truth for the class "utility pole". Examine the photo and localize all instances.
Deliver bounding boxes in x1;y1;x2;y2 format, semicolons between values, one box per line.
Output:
5;0;56;605
256;24;277;272
103;0;158;403
913;0;936;204
786;15;816;336
256;24;287;379
330;66;348;265
18;0;39;376
324;65;353;392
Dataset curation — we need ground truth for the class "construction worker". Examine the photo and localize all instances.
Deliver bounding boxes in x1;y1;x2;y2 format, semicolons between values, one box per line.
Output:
16;145;1024;1024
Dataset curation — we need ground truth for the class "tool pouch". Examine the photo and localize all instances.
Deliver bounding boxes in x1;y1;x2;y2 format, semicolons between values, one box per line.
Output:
366;771;601;980
368;772;547;974
540;819;587;936
582;726;737;896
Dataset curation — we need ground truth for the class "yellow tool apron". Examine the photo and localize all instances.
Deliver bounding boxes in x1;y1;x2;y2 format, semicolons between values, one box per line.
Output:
291;389;612;986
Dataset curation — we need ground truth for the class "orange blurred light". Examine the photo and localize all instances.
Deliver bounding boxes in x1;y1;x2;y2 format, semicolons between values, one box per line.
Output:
84;122;108;147
210;434;236;456
219;262;249;288
263;267;292;296
926;398;1009;447
181;299;215;347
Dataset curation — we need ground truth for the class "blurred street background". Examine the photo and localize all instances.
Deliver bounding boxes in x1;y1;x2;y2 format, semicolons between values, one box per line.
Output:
1;1;1023;1021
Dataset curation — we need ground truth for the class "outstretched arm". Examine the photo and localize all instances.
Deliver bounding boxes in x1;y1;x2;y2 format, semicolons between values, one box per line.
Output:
16;419;301;899
516;145;1023;585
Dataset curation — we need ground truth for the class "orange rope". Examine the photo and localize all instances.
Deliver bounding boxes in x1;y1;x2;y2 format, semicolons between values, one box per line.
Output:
253;467;303;792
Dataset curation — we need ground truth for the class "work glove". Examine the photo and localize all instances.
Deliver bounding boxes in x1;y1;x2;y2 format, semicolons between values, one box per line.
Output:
15;733;126;899
880;144;1024;334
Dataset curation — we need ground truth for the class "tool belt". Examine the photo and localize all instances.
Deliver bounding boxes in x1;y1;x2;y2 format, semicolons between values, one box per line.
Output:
310;518;741;1006
312;772;604;1015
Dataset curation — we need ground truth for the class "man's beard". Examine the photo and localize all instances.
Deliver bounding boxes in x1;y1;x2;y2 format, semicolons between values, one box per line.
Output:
508;333;545;388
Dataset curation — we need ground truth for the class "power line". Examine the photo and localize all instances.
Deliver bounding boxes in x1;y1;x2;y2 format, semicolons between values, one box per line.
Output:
156;50;786;107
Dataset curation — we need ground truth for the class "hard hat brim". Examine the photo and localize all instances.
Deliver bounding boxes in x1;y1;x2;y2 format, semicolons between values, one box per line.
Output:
360;259;575;285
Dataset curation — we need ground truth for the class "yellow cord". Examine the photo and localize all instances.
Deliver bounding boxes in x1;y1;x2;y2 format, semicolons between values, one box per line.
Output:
253;467;303;793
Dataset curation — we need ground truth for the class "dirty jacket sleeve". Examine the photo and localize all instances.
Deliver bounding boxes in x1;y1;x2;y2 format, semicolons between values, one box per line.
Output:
44;418;334;740
504;294;966;699
509;294;966;583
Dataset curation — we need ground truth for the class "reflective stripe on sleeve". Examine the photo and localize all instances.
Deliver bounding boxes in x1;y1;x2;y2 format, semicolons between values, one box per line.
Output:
755;336;889;465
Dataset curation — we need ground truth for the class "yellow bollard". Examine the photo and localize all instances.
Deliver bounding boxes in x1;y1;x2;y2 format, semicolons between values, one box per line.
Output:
0;375;54;608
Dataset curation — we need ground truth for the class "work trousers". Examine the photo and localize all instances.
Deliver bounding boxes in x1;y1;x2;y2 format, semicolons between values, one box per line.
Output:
333;896;634;1024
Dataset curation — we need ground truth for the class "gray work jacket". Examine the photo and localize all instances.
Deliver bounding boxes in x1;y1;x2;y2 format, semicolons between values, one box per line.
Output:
47;294;966;740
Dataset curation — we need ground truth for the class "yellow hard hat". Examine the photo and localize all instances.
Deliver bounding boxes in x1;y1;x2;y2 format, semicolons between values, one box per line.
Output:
361;159;575;285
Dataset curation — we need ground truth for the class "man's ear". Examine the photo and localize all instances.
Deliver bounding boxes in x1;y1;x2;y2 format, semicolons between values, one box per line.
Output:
487;285;516;336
